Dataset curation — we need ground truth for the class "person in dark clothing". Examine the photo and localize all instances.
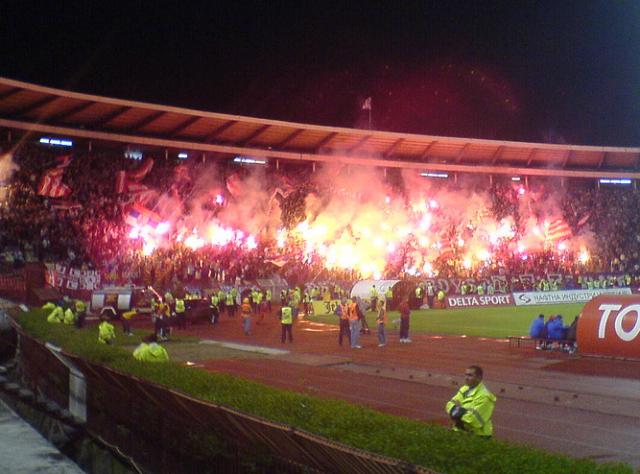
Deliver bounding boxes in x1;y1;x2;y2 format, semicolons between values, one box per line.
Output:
336;299;351;346
564;315;579;353
398;299;411;343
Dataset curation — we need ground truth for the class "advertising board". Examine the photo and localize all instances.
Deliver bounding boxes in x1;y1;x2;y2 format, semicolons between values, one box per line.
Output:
446;294;513;307
513;288;632;306
578;295;640;359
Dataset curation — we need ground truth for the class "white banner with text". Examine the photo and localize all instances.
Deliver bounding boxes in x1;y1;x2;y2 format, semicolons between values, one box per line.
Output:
512;288;632;306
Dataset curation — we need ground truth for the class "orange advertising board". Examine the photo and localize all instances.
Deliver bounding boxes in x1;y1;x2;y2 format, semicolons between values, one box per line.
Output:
579;295;640;359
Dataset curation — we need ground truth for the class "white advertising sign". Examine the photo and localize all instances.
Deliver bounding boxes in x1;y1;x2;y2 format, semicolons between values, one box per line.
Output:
513;288;632;306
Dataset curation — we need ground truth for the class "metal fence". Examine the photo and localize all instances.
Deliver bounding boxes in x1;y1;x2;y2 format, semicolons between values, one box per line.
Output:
16;329;435;474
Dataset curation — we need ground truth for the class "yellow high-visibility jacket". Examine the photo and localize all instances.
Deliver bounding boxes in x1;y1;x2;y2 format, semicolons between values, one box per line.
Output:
445;382;496;437
98;321;116;344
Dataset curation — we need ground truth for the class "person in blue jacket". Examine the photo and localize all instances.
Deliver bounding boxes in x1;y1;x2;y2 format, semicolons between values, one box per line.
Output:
548;315;565;341
529;314;545;349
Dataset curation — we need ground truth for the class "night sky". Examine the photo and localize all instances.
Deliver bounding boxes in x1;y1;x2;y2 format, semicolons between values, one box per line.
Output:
2;1;639;146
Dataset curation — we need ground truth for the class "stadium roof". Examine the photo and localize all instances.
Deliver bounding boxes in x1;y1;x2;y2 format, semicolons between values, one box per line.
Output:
1;76;639;179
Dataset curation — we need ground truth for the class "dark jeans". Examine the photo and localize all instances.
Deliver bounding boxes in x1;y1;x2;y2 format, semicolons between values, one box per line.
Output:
339;319;351;346
359;315;370;333
121;316;131;335
75;312;86;329
281;324;293;343
210;307;219;324
400;318;410;339
176;312;186;329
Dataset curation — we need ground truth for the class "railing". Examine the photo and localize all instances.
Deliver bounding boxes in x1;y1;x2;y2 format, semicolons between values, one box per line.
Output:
15;328;435;474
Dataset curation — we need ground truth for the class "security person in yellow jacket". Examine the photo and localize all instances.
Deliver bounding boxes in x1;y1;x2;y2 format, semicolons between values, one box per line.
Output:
98;316;116;345
47;306;64;323
280;302;293;343
174;297;186;329
209;293;220;325
63;308;76;325
385;286;393;310
445;365;496;438
133;342;169;362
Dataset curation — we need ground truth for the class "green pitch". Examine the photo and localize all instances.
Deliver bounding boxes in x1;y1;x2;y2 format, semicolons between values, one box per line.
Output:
307;303;585;338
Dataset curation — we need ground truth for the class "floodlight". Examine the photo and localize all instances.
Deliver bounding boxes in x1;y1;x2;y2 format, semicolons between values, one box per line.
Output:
39;137;73;147
419;172;448;179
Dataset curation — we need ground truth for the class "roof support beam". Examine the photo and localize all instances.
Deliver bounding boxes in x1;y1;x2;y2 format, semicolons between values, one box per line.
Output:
275;129;304;148
455;143;470;163
129;111;166;132
4;118;640;180
204;120;237;142
561;150;573;168
49;101;96;122
10;96;59;117
90;106;131;127
347;134;371;153
526;148;537;167
383;138;404;158
490;146;504;165
0;87;21;101
240;124;270;146
597;151;607;169
167;116;201;137
420;141;437;161
314;132;338;152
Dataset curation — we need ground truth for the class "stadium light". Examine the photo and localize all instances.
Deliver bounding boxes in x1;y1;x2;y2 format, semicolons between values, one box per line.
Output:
178;152;188;159
124;149;143;161
599;178;632;185
511;176;521;181
39;137;73;147
233;156;267;165
420;172;448;179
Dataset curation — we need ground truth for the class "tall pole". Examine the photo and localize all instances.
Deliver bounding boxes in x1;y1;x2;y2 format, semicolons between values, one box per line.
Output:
368;108;372;130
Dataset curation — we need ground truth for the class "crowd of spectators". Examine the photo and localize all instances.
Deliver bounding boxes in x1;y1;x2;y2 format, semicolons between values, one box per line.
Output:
1;141;639;293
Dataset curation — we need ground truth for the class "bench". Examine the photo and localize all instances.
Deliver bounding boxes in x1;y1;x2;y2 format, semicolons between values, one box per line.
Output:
508;336;537;348
508;336;575;351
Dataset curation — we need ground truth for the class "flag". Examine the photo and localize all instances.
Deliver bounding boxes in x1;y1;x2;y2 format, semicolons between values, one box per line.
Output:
362;97;372;111
37;168;71;197
115;158;155;194
226;173;243;198
576;212;591;228
125;203;161;229
55;154;72;168
37;155;73;197
271;187;294;200
126;158;154;181
130;186;157;206
546;218;572;241
115;170;127;193
50;200;82;211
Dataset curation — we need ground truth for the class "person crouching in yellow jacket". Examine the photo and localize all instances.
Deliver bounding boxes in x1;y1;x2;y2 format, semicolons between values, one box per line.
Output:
133;342;169;362
46;306;64;323
445;365;496;438
63;308;75;325
98;316;116;345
